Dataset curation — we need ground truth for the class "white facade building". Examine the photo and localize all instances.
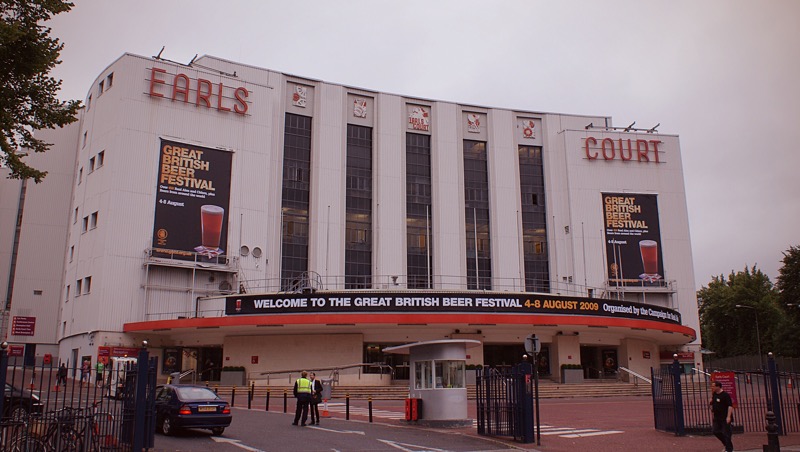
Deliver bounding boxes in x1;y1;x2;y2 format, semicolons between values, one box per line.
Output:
2;53;700;383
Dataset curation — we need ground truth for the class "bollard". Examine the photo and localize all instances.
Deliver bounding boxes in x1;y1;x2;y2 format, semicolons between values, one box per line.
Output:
346;393;350;420
266;388;270;411
368;396;373;423
231;386;236;407
248;383;252;410
214;385;219;395
284;390;288;413
764;411;780;452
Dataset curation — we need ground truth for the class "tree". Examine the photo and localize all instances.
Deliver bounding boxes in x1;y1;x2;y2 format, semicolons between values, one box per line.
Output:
774;245;800;356
1;0;81;182
698;266;780;358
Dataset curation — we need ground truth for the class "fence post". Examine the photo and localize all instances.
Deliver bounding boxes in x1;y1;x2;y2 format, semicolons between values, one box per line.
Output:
764;411;780;451
132;342;150;452
766;353;784;435
671;355;686;436
0;342;8;418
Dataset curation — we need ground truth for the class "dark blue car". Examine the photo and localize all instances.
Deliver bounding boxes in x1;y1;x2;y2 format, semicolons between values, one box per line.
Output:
155;384;231;436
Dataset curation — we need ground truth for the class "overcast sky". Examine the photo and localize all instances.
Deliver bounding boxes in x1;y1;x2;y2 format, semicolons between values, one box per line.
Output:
45;0;799;289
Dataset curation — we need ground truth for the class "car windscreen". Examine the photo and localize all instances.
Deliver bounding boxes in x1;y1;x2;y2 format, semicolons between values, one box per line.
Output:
175;386;220;401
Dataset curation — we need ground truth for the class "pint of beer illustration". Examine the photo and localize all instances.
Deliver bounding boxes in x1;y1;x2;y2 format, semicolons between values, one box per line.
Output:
639;240;660;280
200;205;224;252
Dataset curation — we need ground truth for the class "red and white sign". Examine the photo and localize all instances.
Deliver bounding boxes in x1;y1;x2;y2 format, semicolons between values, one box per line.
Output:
147;67;249;115
8;345;24;357
466;114;481;133
408;106;430;131
520;119;536;139
292;85;307;108
353;98;367;118
711;371;738;408
11;316;35;336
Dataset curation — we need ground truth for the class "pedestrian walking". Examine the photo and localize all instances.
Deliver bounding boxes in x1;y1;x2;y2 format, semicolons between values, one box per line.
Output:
710;380;734;452
81;359;91;384
57;362;68;387
309;372;323;425
292;371;313;426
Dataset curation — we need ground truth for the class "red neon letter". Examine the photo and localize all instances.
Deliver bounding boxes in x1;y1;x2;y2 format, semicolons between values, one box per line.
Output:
234;87;249;114
636;140;650;162
171;73;190;103
649;140;662;163
196;79;212;108
601;138;615;160
148;67;166;98
619;139;632;161
216;83;231;112
585;137;598;159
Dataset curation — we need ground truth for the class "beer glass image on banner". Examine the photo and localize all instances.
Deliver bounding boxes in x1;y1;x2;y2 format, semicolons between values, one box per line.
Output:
639;239;661;282
196;205;225;258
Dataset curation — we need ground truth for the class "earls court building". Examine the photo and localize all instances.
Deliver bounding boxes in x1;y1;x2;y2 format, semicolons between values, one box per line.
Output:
1;53;700;384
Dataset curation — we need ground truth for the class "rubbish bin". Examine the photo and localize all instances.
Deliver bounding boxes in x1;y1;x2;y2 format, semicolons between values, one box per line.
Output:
405;398;422;421
321;379;333;401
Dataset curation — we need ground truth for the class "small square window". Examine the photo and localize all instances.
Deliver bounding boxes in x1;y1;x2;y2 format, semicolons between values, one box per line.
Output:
33;289;43;295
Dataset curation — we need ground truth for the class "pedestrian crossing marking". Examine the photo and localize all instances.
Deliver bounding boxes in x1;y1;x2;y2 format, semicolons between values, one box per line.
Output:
322;403;624;439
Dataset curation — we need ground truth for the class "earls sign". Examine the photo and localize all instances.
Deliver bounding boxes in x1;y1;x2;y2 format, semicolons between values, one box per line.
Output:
147;67;250;115
584;137;662;163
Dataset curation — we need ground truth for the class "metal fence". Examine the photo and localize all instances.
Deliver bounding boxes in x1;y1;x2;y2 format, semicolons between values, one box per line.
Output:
0;346;158;451
476;363;540;443
653;355;800;436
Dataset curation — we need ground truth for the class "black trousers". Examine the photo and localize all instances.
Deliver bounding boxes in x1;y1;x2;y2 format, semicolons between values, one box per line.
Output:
293;396;310;425
310;401;320;423
712;417;733;452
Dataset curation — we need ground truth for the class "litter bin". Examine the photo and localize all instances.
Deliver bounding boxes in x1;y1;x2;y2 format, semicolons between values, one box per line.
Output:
405;398;422;421
321;379;333;401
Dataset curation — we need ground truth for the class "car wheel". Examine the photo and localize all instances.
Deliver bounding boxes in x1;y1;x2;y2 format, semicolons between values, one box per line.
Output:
161;416;175;436
10;405;28;421
211;427;225;436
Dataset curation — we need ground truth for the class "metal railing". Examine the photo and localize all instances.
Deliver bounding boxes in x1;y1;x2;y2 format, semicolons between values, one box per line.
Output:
618;366;651;385
254;362;394;386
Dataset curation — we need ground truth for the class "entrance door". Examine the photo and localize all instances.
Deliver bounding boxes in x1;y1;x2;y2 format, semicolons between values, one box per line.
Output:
484;344;527;368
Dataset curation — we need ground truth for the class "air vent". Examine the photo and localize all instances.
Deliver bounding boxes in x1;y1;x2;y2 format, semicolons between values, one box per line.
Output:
219;281;233;291
240;245;250;256
252;247;262;258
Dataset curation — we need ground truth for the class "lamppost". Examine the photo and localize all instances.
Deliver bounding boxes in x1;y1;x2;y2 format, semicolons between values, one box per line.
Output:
735;304;762;366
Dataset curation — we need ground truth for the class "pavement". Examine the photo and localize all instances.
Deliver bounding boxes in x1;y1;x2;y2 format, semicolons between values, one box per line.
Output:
311;396;800;452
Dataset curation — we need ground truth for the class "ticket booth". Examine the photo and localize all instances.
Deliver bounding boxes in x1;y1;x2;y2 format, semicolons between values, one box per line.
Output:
384;339;481;427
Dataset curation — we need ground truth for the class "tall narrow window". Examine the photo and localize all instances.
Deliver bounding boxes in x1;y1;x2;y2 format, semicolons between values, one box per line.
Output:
519;145;549;292
463;140;492;290
406;133;433;289
76;279;82;296
345;124;373;289
280;113;312;290
107;73;113;88
84;276;92;294
89;157;96;172
90;212;98;229
98;150;105;167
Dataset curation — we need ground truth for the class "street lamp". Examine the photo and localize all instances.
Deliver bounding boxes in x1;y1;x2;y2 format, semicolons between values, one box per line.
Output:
735;304;762;366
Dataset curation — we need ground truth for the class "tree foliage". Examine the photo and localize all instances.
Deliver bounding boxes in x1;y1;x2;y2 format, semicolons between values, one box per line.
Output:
774;245;800;356
698;266;781;358
1;0;81;182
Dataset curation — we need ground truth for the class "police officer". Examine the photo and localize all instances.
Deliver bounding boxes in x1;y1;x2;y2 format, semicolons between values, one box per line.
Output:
292;370;313;426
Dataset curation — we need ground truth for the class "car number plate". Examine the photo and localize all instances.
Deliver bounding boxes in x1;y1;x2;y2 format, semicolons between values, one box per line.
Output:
198;405;217;412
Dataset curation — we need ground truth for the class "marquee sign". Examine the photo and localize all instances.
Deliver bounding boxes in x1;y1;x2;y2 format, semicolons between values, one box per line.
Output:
147;67;250;115
223;291;682;325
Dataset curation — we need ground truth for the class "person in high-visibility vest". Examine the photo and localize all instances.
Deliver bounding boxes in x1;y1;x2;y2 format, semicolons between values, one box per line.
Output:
292;371;313;426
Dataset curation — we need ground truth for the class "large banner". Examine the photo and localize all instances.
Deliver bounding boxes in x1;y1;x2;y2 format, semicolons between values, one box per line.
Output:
222;291;682;325
152;139;232;261
603;193;664;286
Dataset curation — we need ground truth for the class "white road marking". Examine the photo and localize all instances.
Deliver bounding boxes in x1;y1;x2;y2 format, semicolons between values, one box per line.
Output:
211;436;265;452
377;439;449;451
561;430;624;438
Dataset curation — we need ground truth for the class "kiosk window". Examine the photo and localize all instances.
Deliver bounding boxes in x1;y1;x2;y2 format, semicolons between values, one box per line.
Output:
415;360;465;389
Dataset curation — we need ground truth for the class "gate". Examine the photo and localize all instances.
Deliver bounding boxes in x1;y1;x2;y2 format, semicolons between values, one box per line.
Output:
0;344;158;451
476;363;539;443
653;354;800;436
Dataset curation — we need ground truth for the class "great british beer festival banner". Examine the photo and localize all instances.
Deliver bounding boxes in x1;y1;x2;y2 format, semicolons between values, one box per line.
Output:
223;291;682;325
152;139;233;261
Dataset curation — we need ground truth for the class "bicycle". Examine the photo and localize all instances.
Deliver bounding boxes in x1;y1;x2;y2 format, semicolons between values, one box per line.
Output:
82;402;122;452
38;406;83;452
3;419;48;452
